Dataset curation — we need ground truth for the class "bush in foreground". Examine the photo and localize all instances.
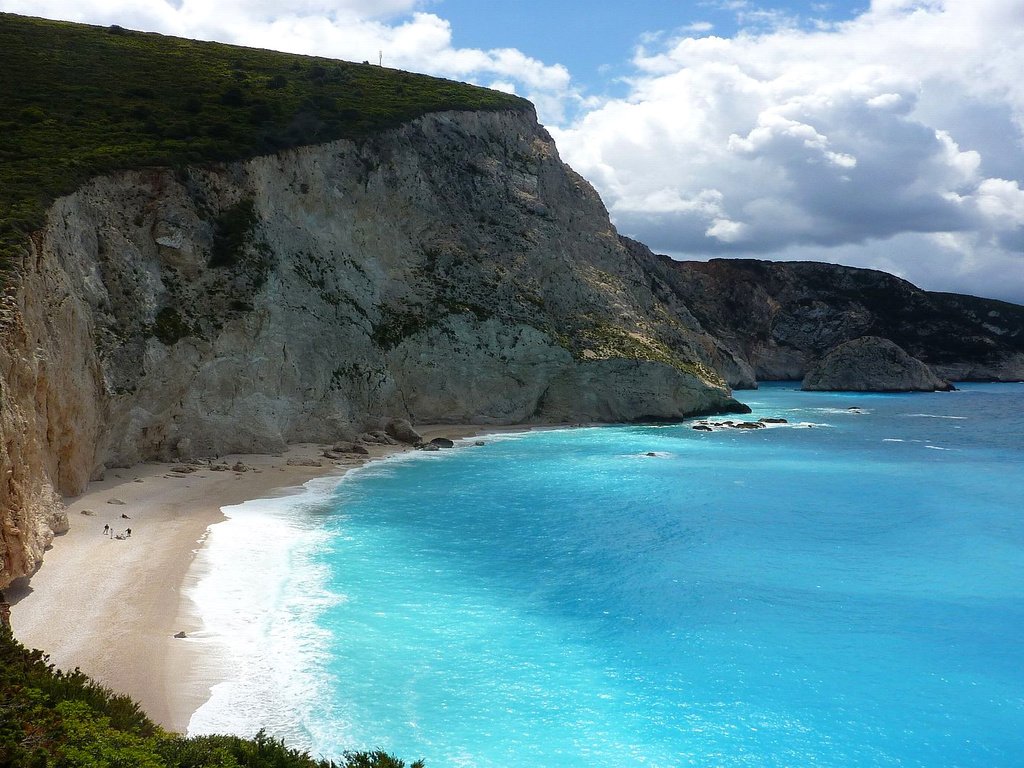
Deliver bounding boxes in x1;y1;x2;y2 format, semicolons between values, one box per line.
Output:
0;623;422;768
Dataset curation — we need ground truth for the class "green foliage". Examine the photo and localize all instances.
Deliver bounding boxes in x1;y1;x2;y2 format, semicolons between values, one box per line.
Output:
371;305;436;350
0;626;424;767
0;12;530;275
579;322;726;385
210;199;258;268
152;307;194;345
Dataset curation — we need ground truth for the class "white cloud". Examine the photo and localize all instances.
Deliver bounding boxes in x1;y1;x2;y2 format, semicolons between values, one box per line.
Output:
554;0;1024;302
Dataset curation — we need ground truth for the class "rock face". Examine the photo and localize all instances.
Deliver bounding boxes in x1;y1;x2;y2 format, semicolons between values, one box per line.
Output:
802;336;955;392
660;258;1024;383
0;108;747;587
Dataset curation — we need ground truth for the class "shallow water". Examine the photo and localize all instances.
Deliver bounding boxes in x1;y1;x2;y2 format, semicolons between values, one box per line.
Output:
189;383;1024;767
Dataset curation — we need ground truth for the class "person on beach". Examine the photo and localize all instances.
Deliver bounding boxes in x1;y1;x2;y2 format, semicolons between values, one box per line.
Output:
103;524;109;535
126;528;132;537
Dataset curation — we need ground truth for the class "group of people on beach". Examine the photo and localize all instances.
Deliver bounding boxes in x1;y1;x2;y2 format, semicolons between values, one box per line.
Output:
102;522;132;540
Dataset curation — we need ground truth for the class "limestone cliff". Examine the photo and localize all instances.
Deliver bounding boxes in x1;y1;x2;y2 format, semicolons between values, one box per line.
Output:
802;336;955;392
0;108;746;587
659;257;1024;383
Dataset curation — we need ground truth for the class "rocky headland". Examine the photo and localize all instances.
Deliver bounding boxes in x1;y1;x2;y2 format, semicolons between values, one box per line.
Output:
660;257;1024;383
802;336;955;392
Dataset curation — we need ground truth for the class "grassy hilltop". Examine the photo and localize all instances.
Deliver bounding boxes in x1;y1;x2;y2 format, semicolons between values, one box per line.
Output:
0;13;530;273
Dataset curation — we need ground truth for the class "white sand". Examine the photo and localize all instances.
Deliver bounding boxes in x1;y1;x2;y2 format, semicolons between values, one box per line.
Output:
8;427;494;733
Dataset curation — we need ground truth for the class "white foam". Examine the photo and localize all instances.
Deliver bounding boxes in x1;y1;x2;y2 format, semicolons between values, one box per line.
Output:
906;413;968;420
186;479;345;747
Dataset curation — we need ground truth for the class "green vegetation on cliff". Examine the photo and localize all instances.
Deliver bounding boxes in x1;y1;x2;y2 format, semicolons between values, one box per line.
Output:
0;622;422;767
0;12;530;273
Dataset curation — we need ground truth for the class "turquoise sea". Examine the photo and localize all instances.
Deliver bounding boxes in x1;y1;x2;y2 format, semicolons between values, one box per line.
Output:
188;383;1024;767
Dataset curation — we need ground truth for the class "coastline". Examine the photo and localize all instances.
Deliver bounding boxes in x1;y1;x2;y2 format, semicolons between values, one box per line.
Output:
7;425;499;734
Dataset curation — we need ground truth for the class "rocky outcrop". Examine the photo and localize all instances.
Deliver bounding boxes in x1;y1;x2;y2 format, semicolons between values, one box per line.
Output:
802;336;955;392
0;108;746;587
384;418;422;445
657;258;1024;383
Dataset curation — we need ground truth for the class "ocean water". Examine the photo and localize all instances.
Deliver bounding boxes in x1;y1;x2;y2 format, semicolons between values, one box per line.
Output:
188;383;1024;767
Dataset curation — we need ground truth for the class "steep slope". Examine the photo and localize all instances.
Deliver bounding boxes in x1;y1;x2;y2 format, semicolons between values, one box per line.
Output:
660;258;1024;382
0;18;747;588
0;12;529;273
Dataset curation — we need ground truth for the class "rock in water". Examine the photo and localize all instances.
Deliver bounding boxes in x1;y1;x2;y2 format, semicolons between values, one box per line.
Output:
802;336;955;392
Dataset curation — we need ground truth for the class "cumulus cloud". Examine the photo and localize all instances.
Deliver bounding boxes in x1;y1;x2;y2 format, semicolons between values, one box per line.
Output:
554;0;1024;302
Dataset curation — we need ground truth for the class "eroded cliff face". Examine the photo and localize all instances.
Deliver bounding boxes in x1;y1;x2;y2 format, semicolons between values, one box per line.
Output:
0;108;747;587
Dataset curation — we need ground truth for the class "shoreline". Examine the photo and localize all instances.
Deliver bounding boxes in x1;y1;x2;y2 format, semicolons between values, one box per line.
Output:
7;425;506;733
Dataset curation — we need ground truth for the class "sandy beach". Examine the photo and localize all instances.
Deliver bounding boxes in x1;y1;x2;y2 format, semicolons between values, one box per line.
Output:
7;426;492;733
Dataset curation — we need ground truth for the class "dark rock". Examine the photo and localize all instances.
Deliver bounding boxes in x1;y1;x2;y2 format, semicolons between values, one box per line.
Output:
474;440;486;446
173;631;187;639
420;443;440;451
802;336;955;392
385;418;423;445
662;258;1024;382
429;437;455;449
692;424;713;431
372;430;399;445
733;421;765;429
333;441;370;455
759;417;788;424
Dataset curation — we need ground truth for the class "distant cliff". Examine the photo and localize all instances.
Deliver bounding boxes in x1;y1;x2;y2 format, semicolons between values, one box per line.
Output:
659;257;1024;383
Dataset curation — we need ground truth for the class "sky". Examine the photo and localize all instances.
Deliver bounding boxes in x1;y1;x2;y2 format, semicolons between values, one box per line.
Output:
4;0;1024;304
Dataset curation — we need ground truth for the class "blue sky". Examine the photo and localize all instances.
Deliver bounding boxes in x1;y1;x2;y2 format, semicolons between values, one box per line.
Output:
435;0;867;98
3;0;1023;303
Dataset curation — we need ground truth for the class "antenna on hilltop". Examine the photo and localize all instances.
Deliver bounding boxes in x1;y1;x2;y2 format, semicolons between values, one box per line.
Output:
378;50;383;67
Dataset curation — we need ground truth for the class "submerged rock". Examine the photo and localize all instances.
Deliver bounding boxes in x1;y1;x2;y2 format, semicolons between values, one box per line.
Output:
802;336;955;392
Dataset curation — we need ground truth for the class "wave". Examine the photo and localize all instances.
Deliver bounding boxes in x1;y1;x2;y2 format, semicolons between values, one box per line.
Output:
186;480;343;747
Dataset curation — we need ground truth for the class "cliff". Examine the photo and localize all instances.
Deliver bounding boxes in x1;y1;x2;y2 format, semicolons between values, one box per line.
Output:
658;257;1024;383
802;336;955;392
0;107;750;588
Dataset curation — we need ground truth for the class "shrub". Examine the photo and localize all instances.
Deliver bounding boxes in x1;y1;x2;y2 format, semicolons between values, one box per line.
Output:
210;199;257;268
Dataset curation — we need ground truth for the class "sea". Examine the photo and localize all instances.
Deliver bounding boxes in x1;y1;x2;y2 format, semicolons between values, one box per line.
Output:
186;382;1024;767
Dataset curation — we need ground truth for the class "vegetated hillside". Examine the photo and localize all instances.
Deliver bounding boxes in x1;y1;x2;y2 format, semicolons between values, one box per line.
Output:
663;258;1024;381
0;620;421;767
0;12;529;273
